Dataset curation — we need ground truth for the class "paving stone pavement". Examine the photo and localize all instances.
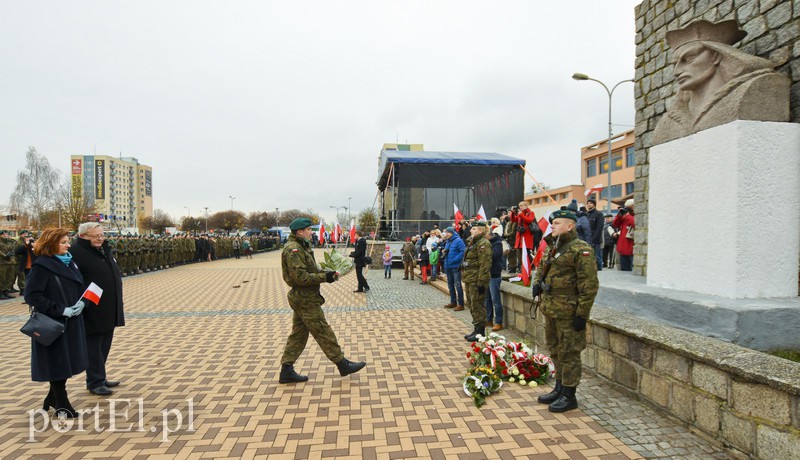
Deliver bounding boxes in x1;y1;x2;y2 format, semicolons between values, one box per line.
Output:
0;250;735;459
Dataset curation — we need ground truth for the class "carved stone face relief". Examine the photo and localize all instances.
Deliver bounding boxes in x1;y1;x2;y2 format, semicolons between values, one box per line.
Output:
652;20;790;145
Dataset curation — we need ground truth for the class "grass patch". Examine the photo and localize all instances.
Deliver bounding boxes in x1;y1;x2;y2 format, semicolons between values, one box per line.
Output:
769;350;800;363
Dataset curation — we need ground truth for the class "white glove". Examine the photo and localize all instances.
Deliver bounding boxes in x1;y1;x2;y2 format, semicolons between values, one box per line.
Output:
72;300;86;316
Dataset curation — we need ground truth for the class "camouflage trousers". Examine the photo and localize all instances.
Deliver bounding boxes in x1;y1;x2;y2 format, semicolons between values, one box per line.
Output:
544;315;587;387
506;246;517;271
281;303;344;365
0;265;15;290
465;283;487;328
15;268;26;291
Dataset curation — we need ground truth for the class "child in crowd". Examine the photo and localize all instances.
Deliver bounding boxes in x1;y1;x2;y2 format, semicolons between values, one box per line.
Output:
429;243;439;280
418;244;430;285
383;245;393;278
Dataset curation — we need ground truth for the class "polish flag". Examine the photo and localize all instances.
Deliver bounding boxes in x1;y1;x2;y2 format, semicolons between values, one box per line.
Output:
82;282;103;305
453;203;464;229
333;223;341;242
521;237;531;287
349;219;356;242
318;221;326;242
533;213;553;268
585;183;604;197
476;205;487;221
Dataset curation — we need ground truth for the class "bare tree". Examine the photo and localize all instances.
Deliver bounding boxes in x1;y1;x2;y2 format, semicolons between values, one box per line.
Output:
141;209;174;234
55;174;96;232
277;209;320;226
9;147;61;228
247;211;278;231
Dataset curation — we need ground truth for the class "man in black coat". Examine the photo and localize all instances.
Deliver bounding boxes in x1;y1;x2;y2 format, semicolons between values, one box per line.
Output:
70;223;125;396
350;231;370;293
586;197;605;271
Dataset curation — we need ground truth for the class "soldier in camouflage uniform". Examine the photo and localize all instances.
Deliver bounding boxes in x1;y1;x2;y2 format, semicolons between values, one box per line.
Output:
278;218;366;384
462;221;493;341
532;209;599;413
0;230;17;299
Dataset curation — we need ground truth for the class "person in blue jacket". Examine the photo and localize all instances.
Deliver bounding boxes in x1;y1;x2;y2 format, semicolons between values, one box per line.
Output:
442;227;466;310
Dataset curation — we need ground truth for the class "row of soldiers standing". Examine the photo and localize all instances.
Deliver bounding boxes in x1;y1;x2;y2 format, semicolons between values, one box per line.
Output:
102;233;280;276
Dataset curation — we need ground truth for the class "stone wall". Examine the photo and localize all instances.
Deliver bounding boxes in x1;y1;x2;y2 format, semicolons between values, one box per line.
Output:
632;0;800;275
497;282;800;459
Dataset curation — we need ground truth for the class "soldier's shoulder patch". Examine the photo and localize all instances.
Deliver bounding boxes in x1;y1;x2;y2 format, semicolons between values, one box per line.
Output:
291;249;299;253
581;250;591;256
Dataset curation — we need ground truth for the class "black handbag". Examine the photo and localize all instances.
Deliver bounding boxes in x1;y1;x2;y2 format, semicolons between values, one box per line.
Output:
19;276;69;346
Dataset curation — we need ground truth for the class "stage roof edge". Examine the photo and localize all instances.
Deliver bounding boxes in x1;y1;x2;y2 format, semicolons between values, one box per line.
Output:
377;150;525;186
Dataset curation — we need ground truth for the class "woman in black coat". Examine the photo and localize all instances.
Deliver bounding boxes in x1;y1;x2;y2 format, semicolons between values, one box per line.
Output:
24;228;88;418
69;225;125;394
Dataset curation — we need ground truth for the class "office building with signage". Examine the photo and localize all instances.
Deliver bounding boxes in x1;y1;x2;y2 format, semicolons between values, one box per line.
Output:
70;155;153;229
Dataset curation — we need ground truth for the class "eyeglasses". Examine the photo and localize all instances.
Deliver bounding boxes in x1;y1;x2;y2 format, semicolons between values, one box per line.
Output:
86;234;105;240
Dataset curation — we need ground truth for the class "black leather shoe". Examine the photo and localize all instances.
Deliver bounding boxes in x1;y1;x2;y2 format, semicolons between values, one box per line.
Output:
105;380;121;388
89;386;113;396
464;325;485;342
336;358;366;377
353;290;364;293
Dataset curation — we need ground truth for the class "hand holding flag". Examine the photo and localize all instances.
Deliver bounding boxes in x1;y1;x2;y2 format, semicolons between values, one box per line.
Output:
82;282;103;305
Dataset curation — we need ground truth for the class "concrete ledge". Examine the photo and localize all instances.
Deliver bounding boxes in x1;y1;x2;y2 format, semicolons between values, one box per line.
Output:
490;277;800;459
595;270;800;351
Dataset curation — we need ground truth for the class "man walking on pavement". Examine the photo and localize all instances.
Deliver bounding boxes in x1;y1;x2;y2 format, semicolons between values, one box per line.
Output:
532;210;599;413
350;230;370;293
278;218;366;384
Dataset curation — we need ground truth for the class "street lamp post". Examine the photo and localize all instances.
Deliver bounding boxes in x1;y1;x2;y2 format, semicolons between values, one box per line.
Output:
229;196;236;211
330;205;347;223
348;197;352;223
204;207;209;233
572;73;634;214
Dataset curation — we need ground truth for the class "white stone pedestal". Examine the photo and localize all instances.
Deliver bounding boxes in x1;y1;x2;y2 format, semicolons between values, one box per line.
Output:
647;120;800;298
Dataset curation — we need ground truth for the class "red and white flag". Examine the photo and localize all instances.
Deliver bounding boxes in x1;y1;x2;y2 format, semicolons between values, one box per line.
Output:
476;205;487;221
521;237;531;287
585;183;604;197
82;282;103;305
533;213;553;268
453;203;464;229
318;221;326;242
349;219;356;242
333;223;341;242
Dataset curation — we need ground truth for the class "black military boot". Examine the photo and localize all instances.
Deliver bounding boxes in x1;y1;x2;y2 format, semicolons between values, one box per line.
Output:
464;324;484;342
336;358;366;377
0;291;10;300
537;379;563;404
278;363;309;384
548;385;578;413
42;388;54;411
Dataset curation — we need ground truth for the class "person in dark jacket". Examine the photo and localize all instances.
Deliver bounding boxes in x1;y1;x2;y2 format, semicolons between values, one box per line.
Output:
484;230;505;331
24;227;88;418
349;231;370;293
70;222;125;396
442;227;466;310
15;232;36;295
585;198;605;271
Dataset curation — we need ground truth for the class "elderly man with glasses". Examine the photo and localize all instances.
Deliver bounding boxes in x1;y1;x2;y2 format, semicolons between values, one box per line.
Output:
70;222;126;396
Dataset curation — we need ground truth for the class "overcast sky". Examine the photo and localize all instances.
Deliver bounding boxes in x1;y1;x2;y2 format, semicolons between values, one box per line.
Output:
1;1;641;223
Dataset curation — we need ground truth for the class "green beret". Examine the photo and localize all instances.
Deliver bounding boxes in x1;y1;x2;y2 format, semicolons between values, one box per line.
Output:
289;217;313;231
550;210;577;222
20;229;30;235
472;220;488;227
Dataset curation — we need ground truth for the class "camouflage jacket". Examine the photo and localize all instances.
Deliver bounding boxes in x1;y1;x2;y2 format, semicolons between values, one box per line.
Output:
282;234;327;307
0;237;17;265
533;229;598;319
461;233;491;285
402;242;415;262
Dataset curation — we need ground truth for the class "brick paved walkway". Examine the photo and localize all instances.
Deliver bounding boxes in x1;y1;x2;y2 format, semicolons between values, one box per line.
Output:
0;250;733;459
